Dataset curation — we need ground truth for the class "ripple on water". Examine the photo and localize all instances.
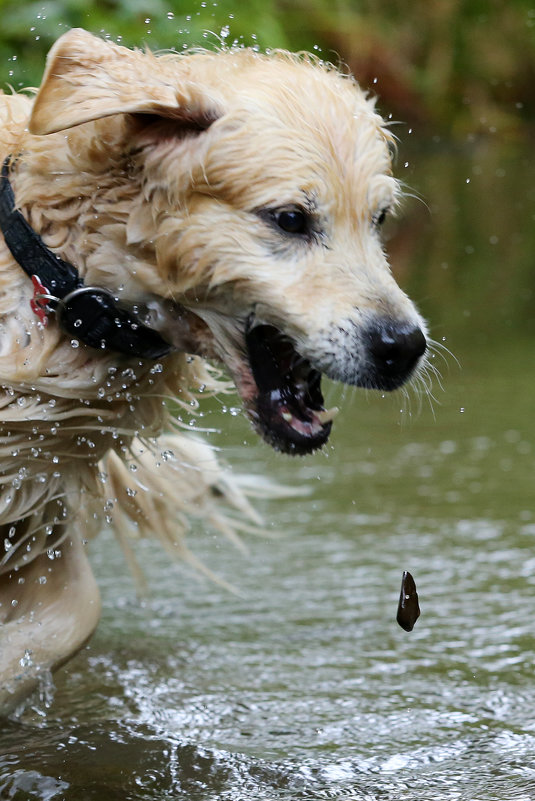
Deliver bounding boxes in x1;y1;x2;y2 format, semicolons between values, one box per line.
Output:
4;309;535;800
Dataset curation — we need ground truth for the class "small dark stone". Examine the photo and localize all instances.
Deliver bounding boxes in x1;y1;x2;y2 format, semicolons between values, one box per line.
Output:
396;570;420;631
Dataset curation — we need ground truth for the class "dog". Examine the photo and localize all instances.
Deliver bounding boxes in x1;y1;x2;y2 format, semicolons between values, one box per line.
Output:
0;29;427;713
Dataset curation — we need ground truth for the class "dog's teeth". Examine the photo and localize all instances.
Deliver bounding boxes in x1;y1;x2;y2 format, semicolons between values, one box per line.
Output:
282;411;293;423
315;406;339;425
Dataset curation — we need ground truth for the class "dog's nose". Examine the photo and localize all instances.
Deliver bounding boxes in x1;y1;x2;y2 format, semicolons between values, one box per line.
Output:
367;322;426;388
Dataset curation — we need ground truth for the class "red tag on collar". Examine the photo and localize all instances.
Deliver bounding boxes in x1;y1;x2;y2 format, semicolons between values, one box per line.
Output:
30;274;49;326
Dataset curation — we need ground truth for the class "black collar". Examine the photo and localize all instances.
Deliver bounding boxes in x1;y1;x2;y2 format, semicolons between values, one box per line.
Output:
0;156;172;360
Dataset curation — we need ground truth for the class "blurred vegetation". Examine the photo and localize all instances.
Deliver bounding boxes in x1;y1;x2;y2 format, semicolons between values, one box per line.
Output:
0;0;533;139
389;140;535;349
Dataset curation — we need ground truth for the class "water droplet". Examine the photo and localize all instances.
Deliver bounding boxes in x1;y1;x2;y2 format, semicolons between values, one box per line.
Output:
71;339;80;348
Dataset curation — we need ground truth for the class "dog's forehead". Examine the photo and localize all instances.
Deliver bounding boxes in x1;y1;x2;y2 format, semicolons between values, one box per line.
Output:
223;56;387;145
193;53;394;210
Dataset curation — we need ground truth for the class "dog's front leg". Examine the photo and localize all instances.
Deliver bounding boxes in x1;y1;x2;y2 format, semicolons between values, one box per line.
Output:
0;533;101;715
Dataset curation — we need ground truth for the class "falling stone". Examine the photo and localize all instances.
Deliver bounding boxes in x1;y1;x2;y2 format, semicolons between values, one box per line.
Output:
396;570;420;632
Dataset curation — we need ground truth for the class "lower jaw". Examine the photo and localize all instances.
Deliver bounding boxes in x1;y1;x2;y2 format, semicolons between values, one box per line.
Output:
249;403;332;455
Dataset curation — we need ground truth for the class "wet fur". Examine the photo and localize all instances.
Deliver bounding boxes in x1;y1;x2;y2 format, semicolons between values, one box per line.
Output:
0;30;425;712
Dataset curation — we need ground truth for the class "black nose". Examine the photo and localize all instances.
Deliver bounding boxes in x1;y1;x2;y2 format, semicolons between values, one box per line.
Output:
367;323;427;390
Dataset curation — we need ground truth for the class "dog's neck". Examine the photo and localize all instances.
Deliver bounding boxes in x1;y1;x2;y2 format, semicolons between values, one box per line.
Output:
11;117;144;278
5;117;222;362
0;156;173;360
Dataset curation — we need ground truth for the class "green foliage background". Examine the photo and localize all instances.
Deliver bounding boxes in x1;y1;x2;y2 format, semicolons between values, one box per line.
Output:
0;0;533;139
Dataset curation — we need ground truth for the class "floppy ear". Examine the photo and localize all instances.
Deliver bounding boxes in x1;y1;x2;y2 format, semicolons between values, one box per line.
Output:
29;28;223;135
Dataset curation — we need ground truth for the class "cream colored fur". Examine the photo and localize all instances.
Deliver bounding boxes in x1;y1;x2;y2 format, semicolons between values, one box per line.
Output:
0;29;426;713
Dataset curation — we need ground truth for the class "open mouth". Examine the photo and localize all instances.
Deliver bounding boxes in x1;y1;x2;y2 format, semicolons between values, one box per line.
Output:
154;303;337;454
242;320;338;455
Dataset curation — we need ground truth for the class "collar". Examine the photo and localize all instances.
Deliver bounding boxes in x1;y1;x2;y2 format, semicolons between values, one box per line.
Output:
0;156;172;360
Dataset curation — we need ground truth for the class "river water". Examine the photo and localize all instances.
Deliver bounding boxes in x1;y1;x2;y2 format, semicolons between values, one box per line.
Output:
1;139;534;800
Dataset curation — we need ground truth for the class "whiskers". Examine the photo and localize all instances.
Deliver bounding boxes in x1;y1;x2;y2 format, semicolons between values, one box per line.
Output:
404;336;458;418
331;337;458;423
398;180;431;215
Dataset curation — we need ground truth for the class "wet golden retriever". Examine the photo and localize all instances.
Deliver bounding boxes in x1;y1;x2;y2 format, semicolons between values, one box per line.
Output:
0;29;426;712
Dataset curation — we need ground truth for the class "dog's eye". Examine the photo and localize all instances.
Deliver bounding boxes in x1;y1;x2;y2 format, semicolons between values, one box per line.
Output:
373;208;388;227
275;209;308;234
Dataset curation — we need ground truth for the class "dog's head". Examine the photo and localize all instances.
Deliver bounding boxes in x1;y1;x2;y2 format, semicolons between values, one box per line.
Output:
28;29;427;454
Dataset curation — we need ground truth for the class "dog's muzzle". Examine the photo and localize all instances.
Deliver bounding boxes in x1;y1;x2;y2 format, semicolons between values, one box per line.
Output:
313;317;427;392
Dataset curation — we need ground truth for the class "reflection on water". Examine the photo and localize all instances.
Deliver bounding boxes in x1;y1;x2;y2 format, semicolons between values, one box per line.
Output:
1;140;535;800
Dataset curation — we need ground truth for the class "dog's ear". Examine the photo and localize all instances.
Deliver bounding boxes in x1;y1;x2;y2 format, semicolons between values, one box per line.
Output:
29;28;223;135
